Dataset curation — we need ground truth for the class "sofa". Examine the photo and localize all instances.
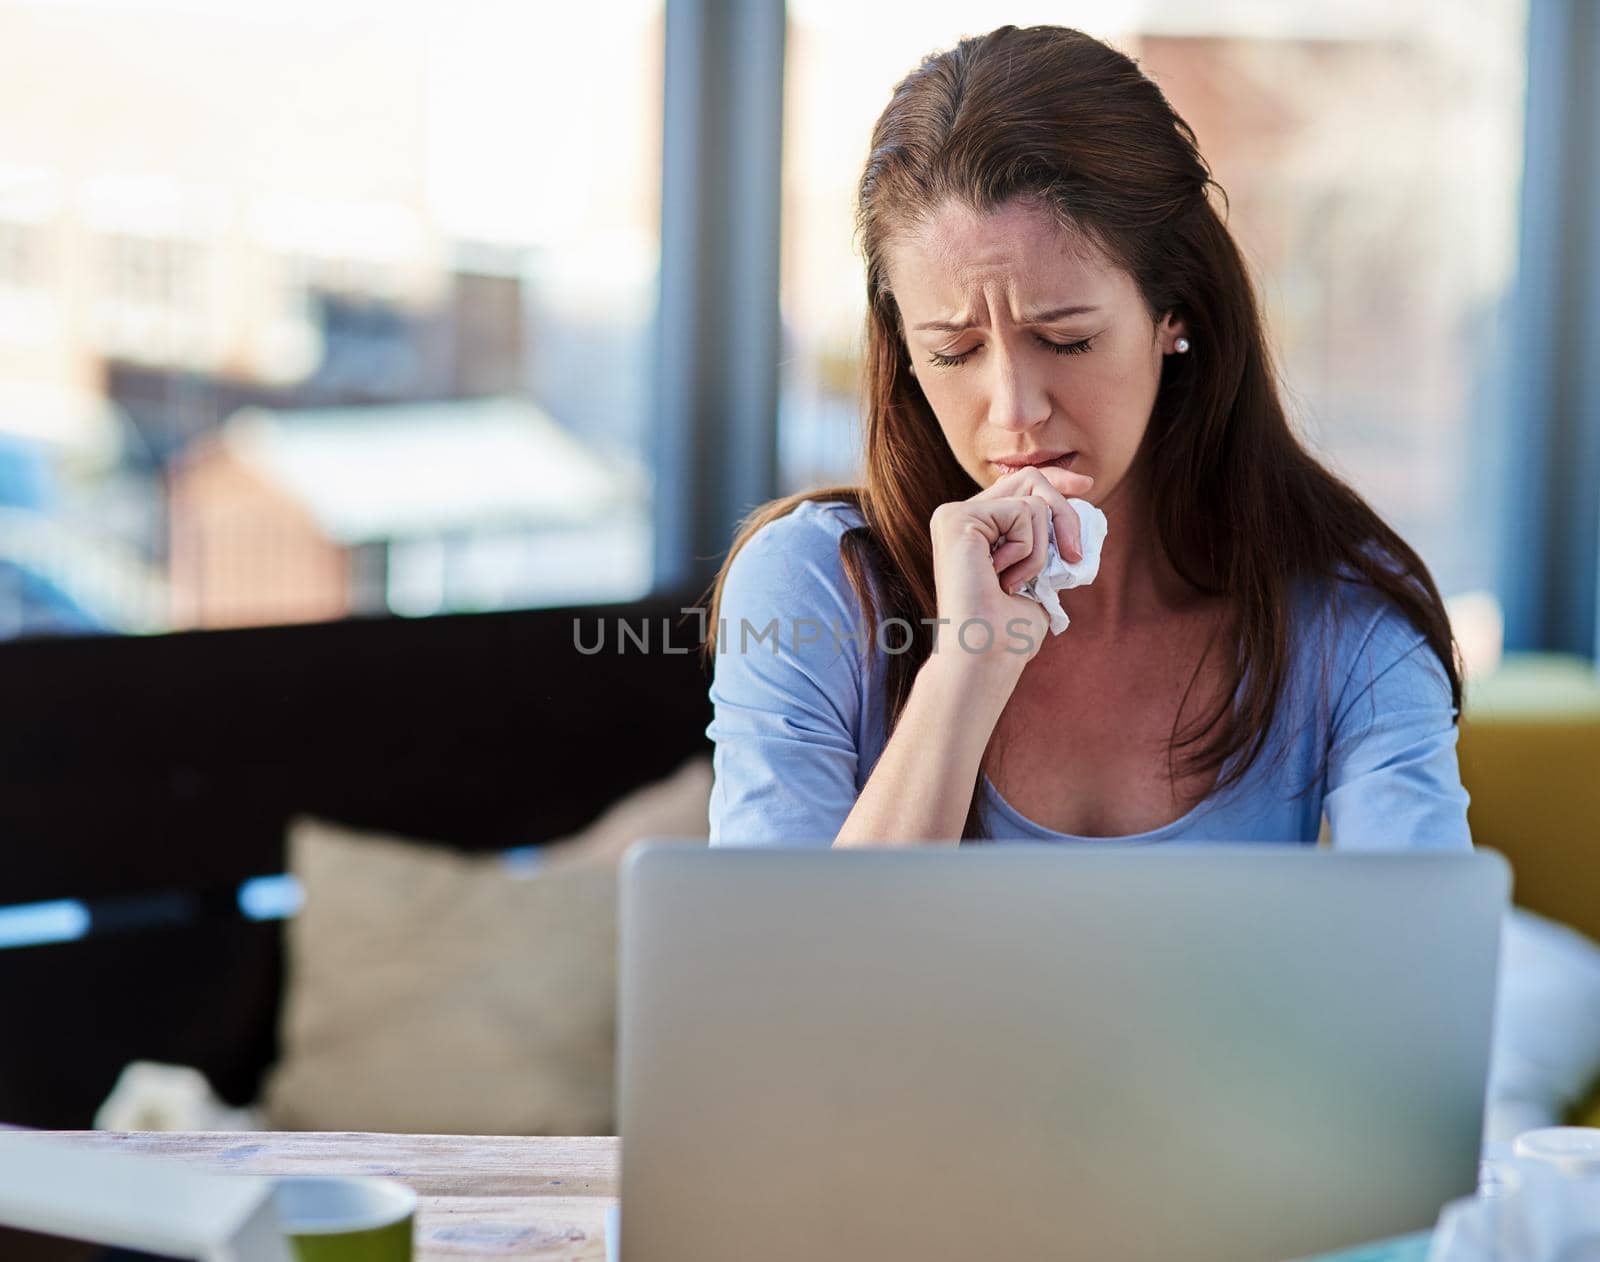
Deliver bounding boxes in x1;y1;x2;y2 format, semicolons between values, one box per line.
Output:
0;593;712;1129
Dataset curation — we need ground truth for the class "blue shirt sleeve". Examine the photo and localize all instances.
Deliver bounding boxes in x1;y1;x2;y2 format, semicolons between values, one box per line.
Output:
1322;597;1472;851
706;505;871;847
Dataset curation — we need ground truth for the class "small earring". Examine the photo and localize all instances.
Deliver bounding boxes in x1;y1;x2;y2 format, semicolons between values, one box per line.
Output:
1174;337;1191;354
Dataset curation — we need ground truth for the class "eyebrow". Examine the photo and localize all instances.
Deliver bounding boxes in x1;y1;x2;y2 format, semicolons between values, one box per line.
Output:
912;304;1100;333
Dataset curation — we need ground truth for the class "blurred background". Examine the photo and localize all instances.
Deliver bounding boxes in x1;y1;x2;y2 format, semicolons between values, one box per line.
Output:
2;0;1599;1139
0;0;1587;649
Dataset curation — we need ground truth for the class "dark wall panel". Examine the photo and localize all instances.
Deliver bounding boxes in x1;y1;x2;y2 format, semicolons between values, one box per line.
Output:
0;594;712;1126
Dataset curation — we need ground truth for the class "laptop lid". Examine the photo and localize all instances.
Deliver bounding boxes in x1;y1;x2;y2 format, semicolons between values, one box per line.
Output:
618;844;1508;1262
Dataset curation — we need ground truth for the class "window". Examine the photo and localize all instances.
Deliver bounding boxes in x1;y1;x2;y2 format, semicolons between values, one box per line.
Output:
0;0;663;636
779;0;1528;604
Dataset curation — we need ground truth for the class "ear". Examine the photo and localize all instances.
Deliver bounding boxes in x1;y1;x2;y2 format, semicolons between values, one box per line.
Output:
1157;311;1188;354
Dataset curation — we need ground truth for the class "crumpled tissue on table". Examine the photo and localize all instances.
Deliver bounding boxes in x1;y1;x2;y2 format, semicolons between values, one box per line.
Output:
94;1061;264;1132
1013;497;1109;635
1425;1141;1600;1262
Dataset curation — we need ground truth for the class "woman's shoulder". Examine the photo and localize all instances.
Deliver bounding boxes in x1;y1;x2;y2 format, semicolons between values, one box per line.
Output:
1288;553;1450;714
741;496;867;553
728;497;868;583
1293;548;1430;649
720;495;874;630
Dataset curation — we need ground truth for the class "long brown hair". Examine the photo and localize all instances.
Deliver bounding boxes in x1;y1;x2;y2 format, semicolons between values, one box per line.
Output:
703;24;1461;840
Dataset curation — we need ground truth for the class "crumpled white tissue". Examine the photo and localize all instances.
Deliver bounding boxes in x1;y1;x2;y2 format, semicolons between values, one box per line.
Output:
1426;1141;1600;1262
94;1061;264;1132
1015;497;1109;635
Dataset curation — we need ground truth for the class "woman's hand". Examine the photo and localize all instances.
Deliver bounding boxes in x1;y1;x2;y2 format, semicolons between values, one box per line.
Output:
926;465;1094;671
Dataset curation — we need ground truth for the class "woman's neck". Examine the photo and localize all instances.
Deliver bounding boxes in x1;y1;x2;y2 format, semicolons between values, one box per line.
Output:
1050;469;1204;645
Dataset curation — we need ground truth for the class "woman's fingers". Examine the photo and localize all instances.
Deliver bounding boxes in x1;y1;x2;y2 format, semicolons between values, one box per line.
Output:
929;475;1074;669
1055;499;1084;565
978;465;1087;563
986;498;1038;574
975;462;1094;501
1034;463;1095;500
1028;467;1087;564
995;497;1053;594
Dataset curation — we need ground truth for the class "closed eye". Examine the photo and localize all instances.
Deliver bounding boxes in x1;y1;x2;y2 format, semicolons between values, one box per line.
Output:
927;335;1095;368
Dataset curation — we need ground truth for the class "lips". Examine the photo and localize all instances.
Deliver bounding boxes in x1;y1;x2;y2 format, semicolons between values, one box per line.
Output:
992;452;1077;473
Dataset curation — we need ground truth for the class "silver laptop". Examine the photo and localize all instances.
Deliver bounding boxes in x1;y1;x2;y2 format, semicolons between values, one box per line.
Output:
617;844;1508;1262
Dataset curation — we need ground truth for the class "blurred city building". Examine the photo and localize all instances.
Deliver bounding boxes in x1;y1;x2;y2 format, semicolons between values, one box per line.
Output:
0;0;1532;635
168;396;649;626
0;0;662;636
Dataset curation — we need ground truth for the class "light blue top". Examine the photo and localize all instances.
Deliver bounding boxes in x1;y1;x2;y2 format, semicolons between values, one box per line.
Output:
706;498;1472;850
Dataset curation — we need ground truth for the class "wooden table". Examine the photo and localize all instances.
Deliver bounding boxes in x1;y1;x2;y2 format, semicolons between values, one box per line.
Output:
53;1132;619;1261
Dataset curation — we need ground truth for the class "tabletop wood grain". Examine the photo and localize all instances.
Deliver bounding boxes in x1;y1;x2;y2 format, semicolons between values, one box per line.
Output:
49;1132;620;1261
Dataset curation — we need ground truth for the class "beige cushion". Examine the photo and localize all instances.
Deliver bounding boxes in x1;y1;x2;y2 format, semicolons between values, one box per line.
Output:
262;754;712;1135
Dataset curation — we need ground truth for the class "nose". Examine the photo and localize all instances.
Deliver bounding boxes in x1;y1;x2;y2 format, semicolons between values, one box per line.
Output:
985;345;1052;433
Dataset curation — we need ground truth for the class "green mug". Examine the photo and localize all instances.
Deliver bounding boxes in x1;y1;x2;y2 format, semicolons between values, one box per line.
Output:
271;1176;417;1262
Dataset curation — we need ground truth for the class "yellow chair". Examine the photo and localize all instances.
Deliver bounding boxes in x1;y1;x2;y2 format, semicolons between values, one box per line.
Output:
1458;653;1600;946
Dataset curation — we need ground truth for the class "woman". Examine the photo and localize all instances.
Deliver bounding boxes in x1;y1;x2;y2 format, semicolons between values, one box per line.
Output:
702;24;1470;849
